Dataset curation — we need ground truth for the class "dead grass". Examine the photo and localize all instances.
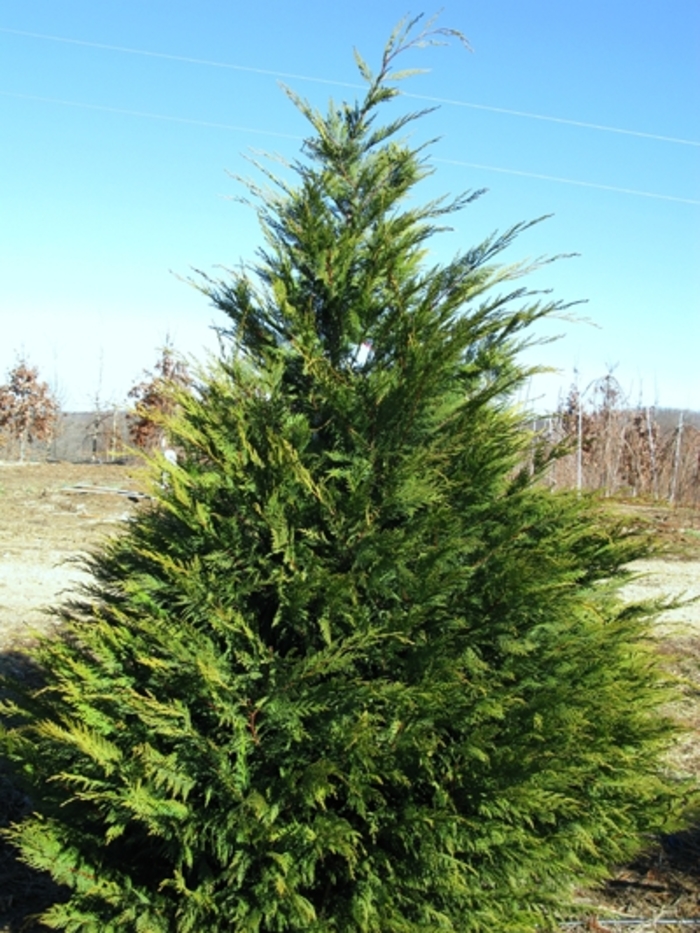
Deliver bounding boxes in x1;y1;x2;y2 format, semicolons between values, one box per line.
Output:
610;498;700;561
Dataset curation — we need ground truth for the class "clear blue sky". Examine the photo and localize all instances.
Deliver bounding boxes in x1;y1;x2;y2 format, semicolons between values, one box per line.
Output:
1;1;698;412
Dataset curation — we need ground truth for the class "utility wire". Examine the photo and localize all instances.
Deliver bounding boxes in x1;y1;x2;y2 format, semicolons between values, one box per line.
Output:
0;28;364;88
0;90;303;140
436;157;700;205
1;26;699;148
2;89;698;206
406;92;700;148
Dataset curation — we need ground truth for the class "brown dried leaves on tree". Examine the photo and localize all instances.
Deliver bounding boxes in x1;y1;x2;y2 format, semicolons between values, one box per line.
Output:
552;373;699;503
0;359;59;461
127;344;191;450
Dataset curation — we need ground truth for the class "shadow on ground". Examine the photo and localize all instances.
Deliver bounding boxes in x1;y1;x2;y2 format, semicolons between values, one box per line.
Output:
588;825;700;922
1;651;66;933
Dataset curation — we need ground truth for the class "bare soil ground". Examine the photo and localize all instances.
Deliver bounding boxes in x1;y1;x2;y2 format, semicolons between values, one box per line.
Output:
0;461;145;664
0;463;698;930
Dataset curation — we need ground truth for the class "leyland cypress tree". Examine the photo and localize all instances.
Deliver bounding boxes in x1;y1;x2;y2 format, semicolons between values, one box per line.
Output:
0;18;689;932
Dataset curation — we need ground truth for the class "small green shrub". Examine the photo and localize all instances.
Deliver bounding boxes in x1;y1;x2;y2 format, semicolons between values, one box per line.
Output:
1;18;690;932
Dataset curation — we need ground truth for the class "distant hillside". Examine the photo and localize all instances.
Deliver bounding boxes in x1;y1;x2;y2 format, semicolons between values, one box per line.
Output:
655;408;700;431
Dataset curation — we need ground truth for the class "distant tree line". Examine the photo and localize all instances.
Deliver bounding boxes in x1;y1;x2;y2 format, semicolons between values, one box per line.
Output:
132;362;697;505
0;342;191;463
534;371;700;506
0;355;697;506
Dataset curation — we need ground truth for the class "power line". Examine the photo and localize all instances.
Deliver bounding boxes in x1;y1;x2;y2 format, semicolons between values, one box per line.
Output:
435;158;700;205
0;90;303;140
2;89;697;206
0;27;364;89
406;93;700;148
2;25;699;148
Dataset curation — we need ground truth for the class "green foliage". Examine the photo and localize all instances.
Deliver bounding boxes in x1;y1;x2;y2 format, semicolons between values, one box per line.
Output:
0;16;691;932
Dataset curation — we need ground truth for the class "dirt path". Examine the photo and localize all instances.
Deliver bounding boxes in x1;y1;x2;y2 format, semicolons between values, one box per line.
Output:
621;558;700;629
0;461;142;657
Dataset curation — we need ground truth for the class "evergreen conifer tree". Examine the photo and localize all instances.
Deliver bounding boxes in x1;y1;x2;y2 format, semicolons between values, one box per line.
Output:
0;17;690;932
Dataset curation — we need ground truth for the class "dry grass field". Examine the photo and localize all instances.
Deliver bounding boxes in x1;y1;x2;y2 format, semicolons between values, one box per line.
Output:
0;462;698;930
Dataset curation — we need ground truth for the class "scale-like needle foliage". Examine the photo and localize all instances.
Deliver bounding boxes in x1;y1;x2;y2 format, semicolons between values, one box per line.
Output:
0;16;690;932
